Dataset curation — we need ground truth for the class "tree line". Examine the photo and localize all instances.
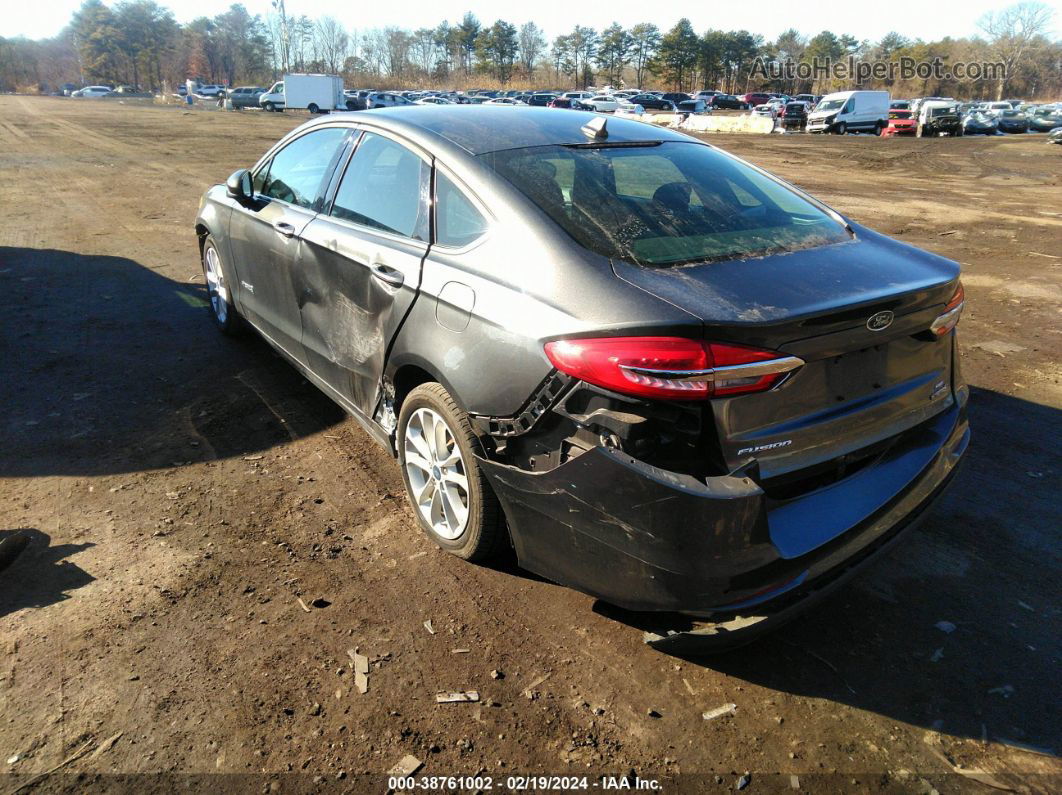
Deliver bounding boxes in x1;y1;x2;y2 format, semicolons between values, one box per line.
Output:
0;0;1058;101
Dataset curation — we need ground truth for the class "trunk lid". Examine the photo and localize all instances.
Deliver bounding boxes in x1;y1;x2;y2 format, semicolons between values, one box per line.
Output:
612;227;961;481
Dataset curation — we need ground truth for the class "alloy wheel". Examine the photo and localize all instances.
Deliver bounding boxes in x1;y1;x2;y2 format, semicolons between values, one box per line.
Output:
403;408;470;540
203;246;229;325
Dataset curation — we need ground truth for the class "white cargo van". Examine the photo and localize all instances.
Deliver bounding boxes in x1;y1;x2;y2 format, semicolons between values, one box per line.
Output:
259;74;349;113
807;90;889;135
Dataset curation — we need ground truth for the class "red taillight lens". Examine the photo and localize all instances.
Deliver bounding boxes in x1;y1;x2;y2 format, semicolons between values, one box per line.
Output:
930;282;965;336
543;337;802;400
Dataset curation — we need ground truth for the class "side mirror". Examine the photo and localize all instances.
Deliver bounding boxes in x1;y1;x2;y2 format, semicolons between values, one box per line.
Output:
226;168;252;200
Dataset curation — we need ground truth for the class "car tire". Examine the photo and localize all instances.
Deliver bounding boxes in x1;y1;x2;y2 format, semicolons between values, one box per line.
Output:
307;103;319;114
875;121;885;136
397;383;506;562
263;101;275;112
834;122;847;135
200;235;241;335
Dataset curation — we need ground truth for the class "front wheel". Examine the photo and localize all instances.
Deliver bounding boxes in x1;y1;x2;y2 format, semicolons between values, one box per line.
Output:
263;101;274;112
397;383;506;562
201;235;241;334
834;122;847;135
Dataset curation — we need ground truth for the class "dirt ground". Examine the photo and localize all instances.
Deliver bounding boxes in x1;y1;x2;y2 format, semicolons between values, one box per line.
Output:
1;96;1060;793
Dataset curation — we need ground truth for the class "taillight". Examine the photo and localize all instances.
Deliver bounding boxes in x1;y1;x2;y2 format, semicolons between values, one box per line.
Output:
930;282;965;336
543;337;803;400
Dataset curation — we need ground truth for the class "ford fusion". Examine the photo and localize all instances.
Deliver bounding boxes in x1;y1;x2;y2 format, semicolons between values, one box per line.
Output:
195;107;969;648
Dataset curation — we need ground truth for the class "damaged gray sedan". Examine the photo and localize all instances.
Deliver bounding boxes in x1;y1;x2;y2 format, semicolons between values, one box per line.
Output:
195;106;969;648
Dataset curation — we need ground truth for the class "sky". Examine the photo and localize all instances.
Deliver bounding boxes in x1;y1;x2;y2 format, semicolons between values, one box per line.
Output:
3;0;1059;43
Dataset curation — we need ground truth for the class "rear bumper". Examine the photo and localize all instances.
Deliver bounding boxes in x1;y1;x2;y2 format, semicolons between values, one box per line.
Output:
478;397;969;640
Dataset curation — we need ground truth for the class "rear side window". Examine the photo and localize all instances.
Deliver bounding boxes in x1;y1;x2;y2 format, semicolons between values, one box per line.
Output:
486;142;850;267
435;173;488;247
331;133;429;240
259;127;348;209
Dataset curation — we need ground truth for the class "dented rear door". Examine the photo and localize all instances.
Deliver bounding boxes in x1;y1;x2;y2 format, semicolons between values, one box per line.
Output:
296;131;432;415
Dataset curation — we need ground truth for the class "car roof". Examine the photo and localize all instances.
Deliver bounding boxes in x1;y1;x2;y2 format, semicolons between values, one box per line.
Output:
302;106;694;156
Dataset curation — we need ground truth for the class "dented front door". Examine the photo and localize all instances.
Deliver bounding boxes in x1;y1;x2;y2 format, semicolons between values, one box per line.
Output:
296;131;432;415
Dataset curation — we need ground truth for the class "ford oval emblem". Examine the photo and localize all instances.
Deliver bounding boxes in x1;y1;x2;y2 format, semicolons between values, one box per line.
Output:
867;310;894;331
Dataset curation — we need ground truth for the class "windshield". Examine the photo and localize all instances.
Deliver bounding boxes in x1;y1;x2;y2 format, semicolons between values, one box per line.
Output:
817;99;845;112
484;142;850;267
930;107;956;117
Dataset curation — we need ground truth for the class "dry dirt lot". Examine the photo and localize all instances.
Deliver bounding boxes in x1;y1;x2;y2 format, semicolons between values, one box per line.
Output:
0;96;1060;793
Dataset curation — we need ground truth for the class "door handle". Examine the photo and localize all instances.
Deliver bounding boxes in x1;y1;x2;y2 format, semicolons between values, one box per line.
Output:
370;262;404;287
273;221;296;238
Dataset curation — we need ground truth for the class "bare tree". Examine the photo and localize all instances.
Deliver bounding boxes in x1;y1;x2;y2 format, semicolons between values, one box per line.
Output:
313;16;349;74
978;1;1055;99
409;28;436;78
383;27;411;81
517;22;545;81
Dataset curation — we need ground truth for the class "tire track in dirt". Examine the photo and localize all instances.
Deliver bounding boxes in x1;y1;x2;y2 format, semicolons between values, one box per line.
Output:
17;97;171;176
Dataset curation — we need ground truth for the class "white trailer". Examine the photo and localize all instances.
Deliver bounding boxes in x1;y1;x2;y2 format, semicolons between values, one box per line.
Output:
259;74;348;113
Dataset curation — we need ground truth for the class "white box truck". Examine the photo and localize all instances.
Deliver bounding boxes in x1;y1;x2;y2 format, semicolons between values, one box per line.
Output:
259;74;349;113
807;90;889;135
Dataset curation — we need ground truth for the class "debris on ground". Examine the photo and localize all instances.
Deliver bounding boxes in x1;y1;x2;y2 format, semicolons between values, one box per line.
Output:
387;754;423;777
646;708;662;719
987;684;1015;697
451;648;470;654
296;597;311;613
310;597;331;608
703;703;738;721
935;620;956;634
790;774;800;789
436;691;480;703
347;649;369;673
490;669;504;680
736;773;750;790
89;731;124;759
423;620;435;635
522;672;551;700
930;648;944;663
347;649;370;693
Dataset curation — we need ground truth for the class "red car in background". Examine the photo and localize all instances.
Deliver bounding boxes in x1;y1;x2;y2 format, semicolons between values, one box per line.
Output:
882;108;917;137
742;92;771;107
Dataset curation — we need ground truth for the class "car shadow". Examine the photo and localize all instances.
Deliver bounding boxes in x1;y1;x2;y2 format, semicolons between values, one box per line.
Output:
0;247;347;478
593;386;1061;753
0;529;96;617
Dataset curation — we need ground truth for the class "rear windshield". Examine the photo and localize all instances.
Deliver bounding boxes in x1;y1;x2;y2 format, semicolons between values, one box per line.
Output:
484;142;850;267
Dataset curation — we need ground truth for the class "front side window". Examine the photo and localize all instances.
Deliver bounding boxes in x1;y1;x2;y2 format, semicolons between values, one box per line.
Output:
331;133;429;240
259;127;349;209
435;173;488;247
486;142;850;267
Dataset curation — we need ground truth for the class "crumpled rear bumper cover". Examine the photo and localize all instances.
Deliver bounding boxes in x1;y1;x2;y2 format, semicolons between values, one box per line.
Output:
477;401;969;648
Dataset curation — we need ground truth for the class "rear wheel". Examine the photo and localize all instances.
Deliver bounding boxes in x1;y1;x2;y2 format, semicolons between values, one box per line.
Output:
397;383;505;562
307;103;319;114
